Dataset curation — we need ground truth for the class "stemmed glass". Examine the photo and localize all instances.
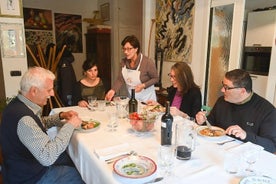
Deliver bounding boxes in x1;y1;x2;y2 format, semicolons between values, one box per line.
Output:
158;145;175;177
88;96;97;111
243;147;261;175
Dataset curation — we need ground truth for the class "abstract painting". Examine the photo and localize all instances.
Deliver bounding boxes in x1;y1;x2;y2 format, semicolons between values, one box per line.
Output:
155;0;194;62
54;13;83;53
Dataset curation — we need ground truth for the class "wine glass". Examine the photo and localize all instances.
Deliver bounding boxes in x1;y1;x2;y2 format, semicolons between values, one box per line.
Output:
158;145;175;177
88;96;97;111
243;147;261;175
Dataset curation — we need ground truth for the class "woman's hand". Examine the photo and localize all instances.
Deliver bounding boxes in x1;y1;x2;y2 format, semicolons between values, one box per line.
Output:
78;100;88;107
170;107;188;118
135;83;145;93
105;89;115;101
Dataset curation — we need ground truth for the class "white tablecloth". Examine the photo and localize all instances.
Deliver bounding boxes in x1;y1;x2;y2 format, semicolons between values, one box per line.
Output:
50;105;276;184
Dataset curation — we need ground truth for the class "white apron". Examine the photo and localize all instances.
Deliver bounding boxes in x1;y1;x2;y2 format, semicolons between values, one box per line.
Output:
122;54;156;102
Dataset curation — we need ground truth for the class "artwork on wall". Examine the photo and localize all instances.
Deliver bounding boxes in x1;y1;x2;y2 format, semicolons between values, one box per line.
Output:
100;3;110;21
0;0;22;17
23;8;52;30
54;13;83;53
25;30;53;52
0;22;25;58
155;0;195;62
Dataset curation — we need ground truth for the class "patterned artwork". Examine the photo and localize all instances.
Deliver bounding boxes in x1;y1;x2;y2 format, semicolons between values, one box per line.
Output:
54;13;83;53
155;0;195;62
25;30;53;52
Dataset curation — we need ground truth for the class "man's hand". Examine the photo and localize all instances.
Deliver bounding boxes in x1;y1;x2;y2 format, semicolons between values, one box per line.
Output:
59;110;78;120
226;125;247;140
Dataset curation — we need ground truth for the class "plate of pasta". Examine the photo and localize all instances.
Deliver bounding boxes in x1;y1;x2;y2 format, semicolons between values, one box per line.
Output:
196;126;226;139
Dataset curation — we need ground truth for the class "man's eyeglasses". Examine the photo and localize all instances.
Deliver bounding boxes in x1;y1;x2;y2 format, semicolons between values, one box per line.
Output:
122;47;134;52
168;73;176;79
221;82;241;91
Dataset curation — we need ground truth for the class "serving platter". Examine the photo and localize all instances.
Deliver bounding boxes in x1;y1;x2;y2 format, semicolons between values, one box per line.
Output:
76;119;101;133
196;125;226;140
113;155;157;179
239;176;276;184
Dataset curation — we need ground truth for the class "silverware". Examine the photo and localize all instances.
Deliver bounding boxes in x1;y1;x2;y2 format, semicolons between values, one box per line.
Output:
105;151;136;164
217;139;235;145
143;177;164;184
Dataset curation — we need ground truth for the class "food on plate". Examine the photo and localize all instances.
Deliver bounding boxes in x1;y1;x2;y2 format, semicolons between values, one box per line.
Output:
122;163;145;175
81;120;99;130
143;104;165;113
129;112;157;132
199;127;225;137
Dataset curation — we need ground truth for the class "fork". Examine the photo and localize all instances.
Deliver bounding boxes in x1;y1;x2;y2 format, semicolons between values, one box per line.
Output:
217;139;235;145
106;151;137;164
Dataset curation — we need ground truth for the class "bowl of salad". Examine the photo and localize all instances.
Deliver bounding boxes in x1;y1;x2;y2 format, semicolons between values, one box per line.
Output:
129;112;158;132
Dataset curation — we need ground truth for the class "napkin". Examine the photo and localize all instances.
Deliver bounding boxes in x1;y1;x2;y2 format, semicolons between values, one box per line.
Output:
94;143;130;161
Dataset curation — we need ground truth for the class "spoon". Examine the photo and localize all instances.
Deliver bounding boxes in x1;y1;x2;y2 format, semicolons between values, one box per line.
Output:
217;139;235;145
143;177;164;184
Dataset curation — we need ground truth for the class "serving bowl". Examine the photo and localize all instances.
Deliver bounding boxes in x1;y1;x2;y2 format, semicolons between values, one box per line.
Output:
129;112;158;132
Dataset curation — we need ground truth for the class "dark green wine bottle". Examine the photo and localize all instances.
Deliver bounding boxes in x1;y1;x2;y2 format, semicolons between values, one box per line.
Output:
161;101;173;145
128;89;138;113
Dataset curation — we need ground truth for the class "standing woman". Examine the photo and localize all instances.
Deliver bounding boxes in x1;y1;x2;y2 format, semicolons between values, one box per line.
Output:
167;62;202;119
105;35;159;102
72;59;105;107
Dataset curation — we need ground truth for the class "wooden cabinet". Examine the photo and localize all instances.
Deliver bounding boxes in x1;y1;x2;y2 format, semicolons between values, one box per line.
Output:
85;29;111;91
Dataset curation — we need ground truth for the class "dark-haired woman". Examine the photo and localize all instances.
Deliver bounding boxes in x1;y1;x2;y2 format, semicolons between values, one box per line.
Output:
105;35;159;102
72;59;105;107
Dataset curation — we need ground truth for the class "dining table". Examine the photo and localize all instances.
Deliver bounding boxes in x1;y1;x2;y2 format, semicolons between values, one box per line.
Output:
49;103;276;184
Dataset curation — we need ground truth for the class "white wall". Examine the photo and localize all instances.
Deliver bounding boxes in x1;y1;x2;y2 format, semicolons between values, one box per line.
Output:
23;0;98;80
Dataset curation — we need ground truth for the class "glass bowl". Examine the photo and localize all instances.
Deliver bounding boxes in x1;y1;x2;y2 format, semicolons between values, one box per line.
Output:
129;112;158;132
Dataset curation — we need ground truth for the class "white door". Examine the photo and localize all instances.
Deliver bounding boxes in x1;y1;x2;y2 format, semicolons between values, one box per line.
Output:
204;0;245;107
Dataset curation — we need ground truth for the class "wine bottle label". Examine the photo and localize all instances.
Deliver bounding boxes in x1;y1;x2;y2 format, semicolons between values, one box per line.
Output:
161;122;167;128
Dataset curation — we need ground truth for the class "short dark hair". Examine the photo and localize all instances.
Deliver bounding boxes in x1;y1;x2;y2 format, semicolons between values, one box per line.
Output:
82;59;97;72
225;69;252;93
121;35;140;54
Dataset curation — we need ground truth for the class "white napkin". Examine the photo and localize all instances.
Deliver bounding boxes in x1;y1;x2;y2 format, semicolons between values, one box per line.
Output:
94;143;130;161
228;141;264;153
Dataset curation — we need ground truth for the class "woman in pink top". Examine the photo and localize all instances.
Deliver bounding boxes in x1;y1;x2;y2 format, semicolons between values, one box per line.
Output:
167;62;202;119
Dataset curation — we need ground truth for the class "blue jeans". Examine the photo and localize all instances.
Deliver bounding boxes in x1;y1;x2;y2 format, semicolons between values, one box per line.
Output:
37;165;85;184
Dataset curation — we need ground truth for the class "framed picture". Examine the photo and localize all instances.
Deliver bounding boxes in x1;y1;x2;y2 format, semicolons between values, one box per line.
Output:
0;23;25;58
100;3;110;21
0;0;22;17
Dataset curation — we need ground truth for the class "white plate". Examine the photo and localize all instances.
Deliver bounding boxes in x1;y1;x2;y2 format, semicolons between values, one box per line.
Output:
76;120;101;133
240;176;276;184
196;125;226;140
113;155;157;179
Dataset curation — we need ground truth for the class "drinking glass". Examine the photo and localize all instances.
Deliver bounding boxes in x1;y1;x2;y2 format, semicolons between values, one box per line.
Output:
243;147;261;175
88;96;97;111
113;96;129;118
107;112;118;132
158;145;175;176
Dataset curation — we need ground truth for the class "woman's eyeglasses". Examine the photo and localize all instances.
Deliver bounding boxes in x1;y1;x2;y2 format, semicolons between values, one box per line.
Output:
122;47;134;52
168;73;176;80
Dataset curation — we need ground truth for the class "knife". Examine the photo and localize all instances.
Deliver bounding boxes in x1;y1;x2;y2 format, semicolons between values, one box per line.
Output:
143;177;164;184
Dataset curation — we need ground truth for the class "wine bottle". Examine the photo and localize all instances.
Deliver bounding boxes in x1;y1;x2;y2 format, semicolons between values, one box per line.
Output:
161;101;173;145
128;89;138;113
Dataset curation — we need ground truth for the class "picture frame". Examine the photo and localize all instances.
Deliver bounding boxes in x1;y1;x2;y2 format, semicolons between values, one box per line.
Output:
0;0;22;17
100;3;110;21
0;23;25;58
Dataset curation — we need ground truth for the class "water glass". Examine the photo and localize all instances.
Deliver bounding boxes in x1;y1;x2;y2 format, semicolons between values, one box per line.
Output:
88;96;97;111
107;112;118;132
224;152;241;174
158;145;175;176
113;96;128;118
97;100;106;111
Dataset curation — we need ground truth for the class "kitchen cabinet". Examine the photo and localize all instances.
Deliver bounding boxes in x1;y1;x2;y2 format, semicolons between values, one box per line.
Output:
245;10;276;47
85;29;111;91
250;74;268;98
